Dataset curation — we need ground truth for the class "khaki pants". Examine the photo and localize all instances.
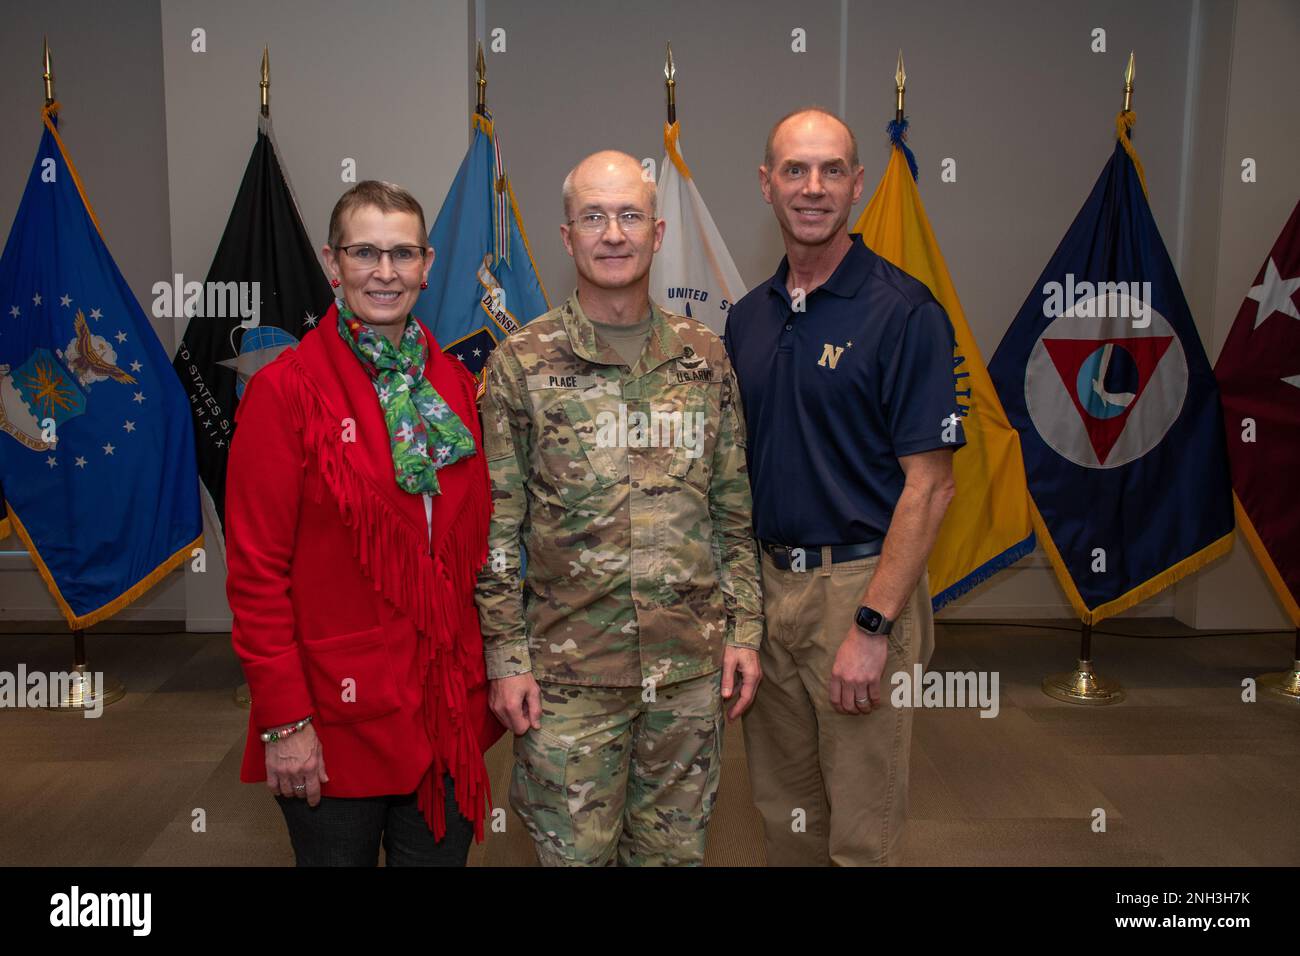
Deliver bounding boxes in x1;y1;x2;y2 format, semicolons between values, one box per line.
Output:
510;671;723;866
743;550;934;866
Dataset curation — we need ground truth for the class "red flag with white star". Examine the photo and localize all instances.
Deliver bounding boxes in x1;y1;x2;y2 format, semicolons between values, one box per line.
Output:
1214;198;1300;625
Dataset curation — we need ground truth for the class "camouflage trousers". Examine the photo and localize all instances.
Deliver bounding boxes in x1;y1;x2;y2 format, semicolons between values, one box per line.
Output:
509;670;723;866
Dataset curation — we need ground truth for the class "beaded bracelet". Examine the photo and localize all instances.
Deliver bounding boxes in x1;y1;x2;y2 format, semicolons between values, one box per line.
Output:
260;715;312;743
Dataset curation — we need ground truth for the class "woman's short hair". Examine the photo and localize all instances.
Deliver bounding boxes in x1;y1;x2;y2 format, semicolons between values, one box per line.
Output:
327;180;428;248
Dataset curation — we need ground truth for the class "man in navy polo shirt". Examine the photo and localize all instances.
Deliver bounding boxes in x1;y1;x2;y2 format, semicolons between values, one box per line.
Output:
724;107;965;866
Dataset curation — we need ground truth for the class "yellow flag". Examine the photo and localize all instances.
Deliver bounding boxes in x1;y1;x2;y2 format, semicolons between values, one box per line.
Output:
855;146;1034;607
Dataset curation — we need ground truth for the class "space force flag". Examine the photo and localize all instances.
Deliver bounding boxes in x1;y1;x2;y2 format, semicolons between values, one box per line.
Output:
988;113;1234;623
415;109;548;379
649;122;747;334
172;114;333;550
0;104;202;628
854;121;1034;610
1214;198;1300;625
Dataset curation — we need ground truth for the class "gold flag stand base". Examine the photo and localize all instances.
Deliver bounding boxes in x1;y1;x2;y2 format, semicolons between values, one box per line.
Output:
234;682;252;709
1258;660;1300;703
46;630;126;711
1042;659;1125;705
48;663;126;711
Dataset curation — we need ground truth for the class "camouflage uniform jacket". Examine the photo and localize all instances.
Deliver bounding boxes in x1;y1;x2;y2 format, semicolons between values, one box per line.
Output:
475;290;763;688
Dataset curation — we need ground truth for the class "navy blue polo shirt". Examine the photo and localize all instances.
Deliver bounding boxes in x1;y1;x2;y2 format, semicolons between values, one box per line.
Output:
723;234;966;546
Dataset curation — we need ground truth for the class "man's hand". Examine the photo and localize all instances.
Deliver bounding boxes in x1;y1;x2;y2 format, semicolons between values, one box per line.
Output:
490;672;542;735
828;626;889;716
265;722;329;806
721;645;762;721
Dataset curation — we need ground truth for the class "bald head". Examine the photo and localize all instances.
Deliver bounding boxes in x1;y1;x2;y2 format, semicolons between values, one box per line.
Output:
764;108;860;171
562;150;656;221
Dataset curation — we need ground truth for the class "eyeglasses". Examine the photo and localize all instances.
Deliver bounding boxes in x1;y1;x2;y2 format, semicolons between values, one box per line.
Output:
336;243;428;269
567;211;652;235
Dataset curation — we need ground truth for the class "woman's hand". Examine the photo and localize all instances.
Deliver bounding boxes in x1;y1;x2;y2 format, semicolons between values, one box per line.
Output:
265;722;329;806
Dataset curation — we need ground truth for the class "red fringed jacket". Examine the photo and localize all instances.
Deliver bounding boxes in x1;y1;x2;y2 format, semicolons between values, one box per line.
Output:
225;305;504;840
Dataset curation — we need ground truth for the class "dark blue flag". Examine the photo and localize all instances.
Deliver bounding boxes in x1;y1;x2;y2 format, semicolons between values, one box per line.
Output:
988;119;1234;622
0;106;201;627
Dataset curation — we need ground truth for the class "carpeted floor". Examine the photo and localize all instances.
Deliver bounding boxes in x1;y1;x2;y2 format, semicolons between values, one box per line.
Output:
0;618;1296;866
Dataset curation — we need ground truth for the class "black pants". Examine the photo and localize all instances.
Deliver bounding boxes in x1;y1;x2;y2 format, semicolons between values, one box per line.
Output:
275;773;473;867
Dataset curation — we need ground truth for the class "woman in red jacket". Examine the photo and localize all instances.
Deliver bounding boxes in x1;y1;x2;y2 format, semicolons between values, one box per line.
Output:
225;180;503;866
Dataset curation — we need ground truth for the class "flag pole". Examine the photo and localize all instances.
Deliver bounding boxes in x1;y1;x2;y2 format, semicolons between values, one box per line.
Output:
476;41;487;117
1042;60;1142;706
259;45;270;117
37;40;125;710
235;47;272;709
664;43;676;124
894;49;905;124
42;35;54;107
1122;50;1134;113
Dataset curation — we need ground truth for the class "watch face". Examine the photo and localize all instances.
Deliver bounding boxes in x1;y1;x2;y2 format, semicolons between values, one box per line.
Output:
857;607;883;632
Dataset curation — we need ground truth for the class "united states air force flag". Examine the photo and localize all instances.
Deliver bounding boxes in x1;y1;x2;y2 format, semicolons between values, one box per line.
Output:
855;121;1034;610
650;121;746;334
415;109;548;379
988;113;1234;623
0;105;202;628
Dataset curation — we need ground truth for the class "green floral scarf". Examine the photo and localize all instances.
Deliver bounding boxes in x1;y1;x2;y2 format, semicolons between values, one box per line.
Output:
336;301;476;495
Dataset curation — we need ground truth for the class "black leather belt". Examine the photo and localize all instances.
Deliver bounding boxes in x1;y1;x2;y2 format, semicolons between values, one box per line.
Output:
759;539;883;570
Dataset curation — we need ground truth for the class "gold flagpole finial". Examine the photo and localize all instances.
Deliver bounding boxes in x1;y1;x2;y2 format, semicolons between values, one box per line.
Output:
476;41;487;115
894;49;906;123
1122;50;1135;112
664;42;677;124
42;35;55;107
259;45;270;117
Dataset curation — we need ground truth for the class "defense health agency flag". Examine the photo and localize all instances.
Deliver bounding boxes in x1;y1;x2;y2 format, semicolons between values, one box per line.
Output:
172;114;333;551
988;114;1234;623
1214;198;1300;625
649;121;747;334
0;104;202;628
415;109;548;379
854;121;1034;610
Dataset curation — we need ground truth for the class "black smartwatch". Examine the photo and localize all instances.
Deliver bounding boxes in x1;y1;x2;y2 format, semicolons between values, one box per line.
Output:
854;605;893;636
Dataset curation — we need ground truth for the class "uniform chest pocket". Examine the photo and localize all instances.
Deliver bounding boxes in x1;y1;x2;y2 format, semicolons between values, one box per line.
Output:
532;394;628;504
662;383;718;493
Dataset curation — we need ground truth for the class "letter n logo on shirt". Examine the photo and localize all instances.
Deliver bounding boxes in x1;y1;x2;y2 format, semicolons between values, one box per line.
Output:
818;343;845;369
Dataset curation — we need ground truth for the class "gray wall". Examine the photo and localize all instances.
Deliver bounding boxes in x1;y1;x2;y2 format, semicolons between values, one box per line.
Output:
0;0;1295;631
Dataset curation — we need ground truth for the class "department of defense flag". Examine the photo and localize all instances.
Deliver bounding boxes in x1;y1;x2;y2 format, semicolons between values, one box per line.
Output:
415;109;548;379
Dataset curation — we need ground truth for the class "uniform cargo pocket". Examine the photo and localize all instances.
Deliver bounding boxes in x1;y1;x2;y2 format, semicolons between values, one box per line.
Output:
300;625;401;725
510;728;576;862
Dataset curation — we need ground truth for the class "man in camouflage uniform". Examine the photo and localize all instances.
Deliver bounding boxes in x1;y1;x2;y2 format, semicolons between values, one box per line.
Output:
474;150;763;866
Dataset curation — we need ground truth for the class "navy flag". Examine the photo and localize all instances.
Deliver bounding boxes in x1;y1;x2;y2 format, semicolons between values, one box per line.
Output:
0;104;202;628
172;115;332;549
988;113;1234;623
